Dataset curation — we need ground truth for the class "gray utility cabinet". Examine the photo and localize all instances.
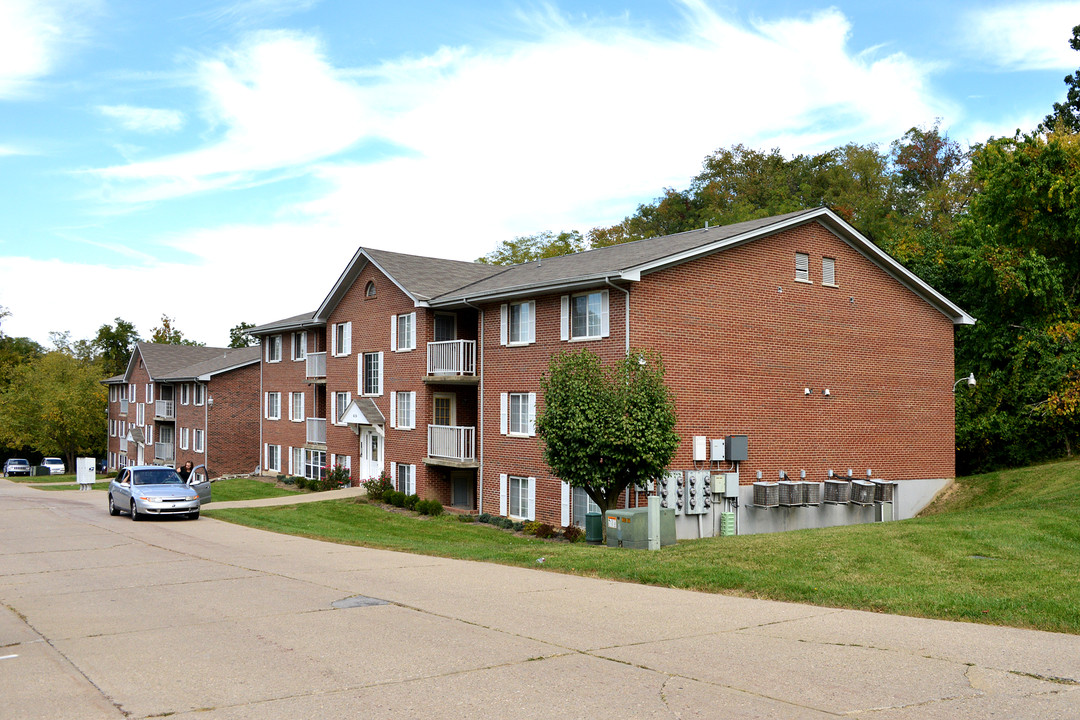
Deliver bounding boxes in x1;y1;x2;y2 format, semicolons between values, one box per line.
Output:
605;507;677;548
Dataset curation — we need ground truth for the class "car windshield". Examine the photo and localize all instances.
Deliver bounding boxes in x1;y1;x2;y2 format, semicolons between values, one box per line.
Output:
9;460;28;466
131;469;184;486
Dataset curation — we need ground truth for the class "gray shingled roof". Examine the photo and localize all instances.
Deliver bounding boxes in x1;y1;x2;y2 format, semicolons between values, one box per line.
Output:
156;346;261;381
122;342;261;383
249;311;320;336
363;248;504;302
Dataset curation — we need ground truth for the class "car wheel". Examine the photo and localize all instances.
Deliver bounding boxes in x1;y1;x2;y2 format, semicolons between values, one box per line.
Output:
130;501;141;521
188;511;200;520
108;494;120;516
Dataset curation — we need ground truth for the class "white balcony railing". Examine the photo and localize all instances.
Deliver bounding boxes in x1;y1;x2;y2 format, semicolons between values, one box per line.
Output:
306;417;326;445
155;399;175;419
427;425;476;461
155;442;175;463
427;340;476;376
120;399;129;415
307;352;326;379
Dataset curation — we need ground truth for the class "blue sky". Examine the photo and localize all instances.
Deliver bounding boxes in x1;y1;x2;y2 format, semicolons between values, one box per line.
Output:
2;0;1079;347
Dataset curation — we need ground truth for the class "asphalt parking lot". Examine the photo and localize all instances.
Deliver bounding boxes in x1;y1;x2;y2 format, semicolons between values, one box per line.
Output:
2;478;1079;719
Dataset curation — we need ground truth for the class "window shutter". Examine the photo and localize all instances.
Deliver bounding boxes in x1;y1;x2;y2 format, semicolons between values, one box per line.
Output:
390;315;397;351
288;392;294;420
330;392;336;426
331;324;338;356
500;304;508;345
560;481;570;527
823;257;836;286
527;393;536;436
390;462;397;488
390;391;397;428
795;252;809;281
263;392;268;419
345;322;352;353
527;477;536;521
560;295;569;341
408;313;417;350
376;352;384;395
500;393;508;435
263;444;268;472
357;354;363;395
527;301;536;343
499;474;508;516
600;289;610;337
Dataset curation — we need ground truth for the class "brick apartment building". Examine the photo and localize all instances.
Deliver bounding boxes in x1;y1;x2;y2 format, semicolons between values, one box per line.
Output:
250;207;974;537
103;343;261;477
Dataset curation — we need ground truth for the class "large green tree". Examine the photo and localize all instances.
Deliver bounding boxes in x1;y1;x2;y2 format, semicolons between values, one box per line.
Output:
94;318;140;377
477;230;586;265
228;321;256;348
1043;24;1080;132
150;314;203;346
0;351;107;469
537;349;679;513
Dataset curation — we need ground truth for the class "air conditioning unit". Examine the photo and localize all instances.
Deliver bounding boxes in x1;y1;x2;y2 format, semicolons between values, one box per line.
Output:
777;480;802;506
850;479;875;505
753;482;778;508
870;479;894;503
823;479;850;504
801;481;821;506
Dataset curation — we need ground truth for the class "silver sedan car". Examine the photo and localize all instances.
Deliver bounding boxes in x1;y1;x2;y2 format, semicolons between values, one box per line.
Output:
108;465;209;520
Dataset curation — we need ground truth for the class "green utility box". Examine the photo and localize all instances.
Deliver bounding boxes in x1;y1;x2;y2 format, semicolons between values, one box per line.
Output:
720;511;736;536
32;466;52;477
585;512;603;545
605;507;676;548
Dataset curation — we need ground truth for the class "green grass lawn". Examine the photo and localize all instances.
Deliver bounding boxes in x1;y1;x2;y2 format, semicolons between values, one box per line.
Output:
6;473;107;484
209;459;1080;634
208;477;301;503
36;481;111;491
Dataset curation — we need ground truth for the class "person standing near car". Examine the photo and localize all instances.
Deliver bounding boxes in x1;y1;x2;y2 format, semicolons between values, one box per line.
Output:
177;460;194;482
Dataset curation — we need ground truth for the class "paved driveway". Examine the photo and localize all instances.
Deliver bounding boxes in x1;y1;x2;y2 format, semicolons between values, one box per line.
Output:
2;479;1079;719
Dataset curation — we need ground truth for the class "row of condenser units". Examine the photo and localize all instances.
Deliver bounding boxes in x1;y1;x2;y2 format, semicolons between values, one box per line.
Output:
752;478;895;508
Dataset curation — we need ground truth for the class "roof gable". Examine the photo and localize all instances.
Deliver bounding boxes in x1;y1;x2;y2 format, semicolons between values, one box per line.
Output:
122;342;261;383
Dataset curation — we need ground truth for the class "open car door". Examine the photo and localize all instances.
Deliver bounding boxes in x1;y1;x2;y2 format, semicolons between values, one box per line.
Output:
189;465;211;504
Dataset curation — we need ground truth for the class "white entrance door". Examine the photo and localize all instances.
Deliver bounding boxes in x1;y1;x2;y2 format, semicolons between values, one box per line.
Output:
359;429;384;481
136;443;144;465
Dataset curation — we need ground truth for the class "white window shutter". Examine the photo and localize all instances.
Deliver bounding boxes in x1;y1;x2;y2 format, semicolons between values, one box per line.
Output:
499;474;508;516
527;477;536;521
390;315;397;351
500;393;508;435
288;392;294;419
376;352;384;395
331;323;338;356
527;301;536;343
390;462;397;488
600;289;610;337
500;304;508;345
330;392;336;426
288;446;293;474
560;295;569;341
345;322;352;353
560;481;570;527
263;444;268;471
390;391;397;428
357;354;363;395
408;313;417;350
263;392;268;419
528;393;536;436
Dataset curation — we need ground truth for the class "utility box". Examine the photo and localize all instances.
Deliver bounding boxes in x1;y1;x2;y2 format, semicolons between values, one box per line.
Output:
710;438;725;462
692;436;707;462
605;507;676;548
31;466;51;477
725;435;748;462
714;472;739;496
76;458;96;490
720;511;736;536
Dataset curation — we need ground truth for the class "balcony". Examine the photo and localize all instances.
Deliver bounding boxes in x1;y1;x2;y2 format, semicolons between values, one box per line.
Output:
155;442;175;464
306;417;326;445
425;425;477;468
306;352;326;381
119;399;129;415
426;341;477;383
155;399;175;420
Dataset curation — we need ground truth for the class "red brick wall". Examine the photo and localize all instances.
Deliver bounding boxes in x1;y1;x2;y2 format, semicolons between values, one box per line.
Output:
173;379;206;471
205;364;260;476
261;330;318;475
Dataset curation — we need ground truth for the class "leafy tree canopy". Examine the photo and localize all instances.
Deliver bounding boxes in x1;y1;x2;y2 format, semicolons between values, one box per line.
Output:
477;230;585;265
150;314;203;346
1043;24;1080;133
228;321;257;348
94;318;140;377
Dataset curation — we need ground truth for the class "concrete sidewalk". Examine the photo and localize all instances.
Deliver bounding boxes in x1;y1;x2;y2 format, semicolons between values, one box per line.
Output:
208;483;367;509
2;477;1078;719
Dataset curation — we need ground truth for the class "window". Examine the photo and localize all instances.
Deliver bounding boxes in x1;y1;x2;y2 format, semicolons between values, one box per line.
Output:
795;252;810;282
145;383;154;403
370;435;379;462
194;384;206;406
508;475;534;520
136;403;145;426
365;281;376;297
823;257;836;286
361;352;382;395
109;420;115;437
396;463;415;494
180;384;190;405
145;425;153;445
501;301;535;345
129;383;136;402
291;447;303;476
392;312;415;352
289;392;304;422
109;386;117;402
561;291;609;341
180;427;189;450
572;486;601;527
392;391;415;430
334;391;351;424
434;313;456;342
265;392;281;420
265;444;281;473
304;449;326;480
266;334;282;362
433;394;454;427
333;322;351;357
194;429;205;453
501;392;536;436
292;331;307;361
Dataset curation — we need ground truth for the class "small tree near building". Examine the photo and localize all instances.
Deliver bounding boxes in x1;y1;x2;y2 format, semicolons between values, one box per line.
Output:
537;348;680;514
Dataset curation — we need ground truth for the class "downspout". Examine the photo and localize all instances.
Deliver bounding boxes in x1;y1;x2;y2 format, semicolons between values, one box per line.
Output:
463;298;483;514
203;381;209;476
605;278;632;508
259;346;264;476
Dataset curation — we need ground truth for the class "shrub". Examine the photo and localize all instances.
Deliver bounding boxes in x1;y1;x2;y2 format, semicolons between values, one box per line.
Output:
323;463;351;491
294;477;308;490
522;521;541;536
494;517;514;529
456;513;476;522
280;476;295;486
512;521;525;532
422;499;443;516
388;491;406;507
403;494;420;511
534;523;556;539
275;474;286;482
478;513;493;524
362;472;393;501
562;525;584;543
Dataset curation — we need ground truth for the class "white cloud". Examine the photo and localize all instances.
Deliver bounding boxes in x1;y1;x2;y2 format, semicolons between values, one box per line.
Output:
0;0;95;99
97;105;185;133
966;3;1080;70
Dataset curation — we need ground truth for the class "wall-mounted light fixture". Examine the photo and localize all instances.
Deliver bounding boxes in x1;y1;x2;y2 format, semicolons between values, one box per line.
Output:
804;387;811;395
823;388;830;396
953;373;976;393
207;396;214;408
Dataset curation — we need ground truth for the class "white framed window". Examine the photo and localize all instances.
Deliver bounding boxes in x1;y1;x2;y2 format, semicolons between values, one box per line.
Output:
292;331;307;361
365;281;376;297
289;392;304;422
266;334;282;362
391;312;416;352
501;300;536;345
500;392;536;436
501;474;535;520
194;384;206;406
822;256;837;286
390;391;415;430
333;322;352;357
146;425;153;445
136;403;145;425
109;386;117;402
795;252;811;283
180;427;189;450
304;449;326;480
194;429;205;453
361;352;383;396
145;383;154;403
265;391;281;420
396;463;415;494
290;447;303;476
561;290;609;341
265;444;281;473
333;391;351;425
129;383;136;402
180;383;190;405
572;486;601;527
433;393;455;427
433;313;456;342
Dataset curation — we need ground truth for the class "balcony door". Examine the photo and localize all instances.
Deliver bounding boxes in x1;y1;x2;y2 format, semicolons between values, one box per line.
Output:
434;313;456;342
433;393;456;427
